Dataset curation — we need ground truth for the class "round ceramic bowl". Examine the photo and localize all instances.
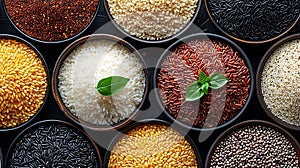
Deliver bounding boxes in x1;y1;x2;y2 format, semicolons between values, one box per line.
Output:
3;0;100;43
103;119;203;167
204;0;300;44
206;120;300;167
104;0;201;44
52;34;148;131
0;34;49;132
5;120;102;167
257;34;300;131
154;33;254;131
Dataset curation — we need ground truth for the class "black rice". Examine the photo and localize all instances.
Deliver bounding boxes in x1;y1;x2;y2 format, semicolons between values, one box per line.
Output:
8;123;100;167
207;0;300;41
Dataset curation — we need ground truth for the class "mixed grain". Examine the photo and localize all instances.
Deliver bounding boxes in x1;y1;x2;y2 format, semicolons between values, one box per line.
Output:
261;39;300;126
107;0;198;40
209;124;299;167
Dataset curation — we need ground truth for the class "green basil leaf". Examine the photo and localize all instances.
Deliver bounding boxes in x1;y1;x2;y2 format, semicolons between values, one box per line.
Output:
201;82;209;95
198;70;209;84
97;76;130;96
209;73;228;89
186;81;204;101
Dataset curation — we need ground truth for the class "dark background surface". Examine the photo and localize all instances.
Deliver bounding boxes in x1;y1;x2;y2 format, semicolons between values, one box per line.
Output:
0;0;299;167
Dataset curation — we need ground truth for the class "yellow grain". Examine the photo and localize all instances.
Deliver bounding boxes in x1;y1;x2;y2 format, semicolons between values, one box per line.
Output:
108;124;198;168
0;39;48;128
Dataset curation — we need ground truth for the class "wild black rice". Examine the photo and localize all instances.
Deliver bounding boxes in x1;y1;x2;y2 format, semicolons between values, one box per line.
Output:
207;0;300;41
8;123;100;167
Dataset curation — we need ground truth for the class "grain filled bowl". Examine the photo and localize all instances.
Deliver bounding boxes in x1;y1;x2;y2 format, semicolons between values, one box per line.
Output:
52;34;148;131
154;33;254;131
104;119;202;167
0;34;49;131
5;120;102;167
206;120;300;167
204;0;300;44
3;0;100;43
104;0;201;43
257;34;300;131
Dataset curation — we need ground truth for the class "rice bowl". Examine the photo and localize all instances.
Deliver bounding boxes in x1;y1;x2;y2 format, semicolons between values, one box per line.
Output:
55;34;146;128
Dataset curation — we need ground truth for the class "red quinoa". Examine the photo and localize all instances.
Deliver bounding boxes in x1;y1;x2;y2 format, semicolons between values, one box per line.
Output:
157;39;250;128
4;0;98;41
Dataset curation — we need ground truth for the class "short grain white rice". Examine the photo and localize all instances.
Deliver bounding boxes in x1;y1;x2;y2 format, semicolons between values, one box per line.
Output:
261;39;300;126
58;39;145;125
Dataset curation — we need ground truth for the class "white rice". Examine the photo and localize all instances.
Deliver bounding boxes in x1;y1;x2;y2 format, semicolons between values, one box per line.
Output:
58;39;146;125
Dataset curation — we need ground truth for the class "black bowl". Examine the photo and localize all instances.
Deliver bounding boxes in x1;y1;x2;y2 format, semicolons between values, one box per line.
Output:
256;33;300;131
0;34;49;132
103;119;203;168
206;120;300;167
154;33;254;131
5;120;102;168
52;34;149;131
0;148;2;168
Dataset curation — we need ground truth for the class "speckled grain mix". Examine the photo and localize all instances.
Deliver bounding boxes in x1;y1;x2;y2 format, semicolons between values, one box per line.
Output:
158;39;250;128
107;0;198;41
261;39;300;126
4;0;98;41
109;123;198;167
210;125;299;167
0;39;47;128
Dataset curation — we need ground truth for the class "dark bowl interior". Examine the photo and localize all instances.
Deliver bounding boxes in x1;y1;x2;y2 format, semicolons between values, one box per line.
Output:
2;0;100;43
154;33;254;131
205;120;300;168
0;34;49;132
0;148;2;168
104;0;202;44
5;120;102;168
103;119;203;168
52;34;148;131
204;0;300;44
256;33;300;131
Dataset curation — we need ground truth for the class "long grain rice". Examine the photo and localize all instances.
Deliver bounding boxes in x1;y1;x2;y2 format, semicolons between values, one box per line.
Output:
58;39;145;125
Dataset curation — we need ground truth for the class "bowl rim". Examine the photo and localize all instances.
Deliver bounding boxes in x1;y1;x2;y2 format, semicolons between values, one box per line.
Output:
205;120;300;168
0;34;50;132
256;33;300;131
103;119;203;168
204;0;300;44
103;0;202;44
2;0;101;44
154;32;254;131
5;119;102;168
52;33;149;131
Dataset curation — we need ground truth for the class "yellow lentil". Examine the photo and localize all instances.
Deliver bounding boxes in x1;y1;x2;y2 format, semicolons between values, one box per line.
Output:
0;39;47;128
109;123;198;168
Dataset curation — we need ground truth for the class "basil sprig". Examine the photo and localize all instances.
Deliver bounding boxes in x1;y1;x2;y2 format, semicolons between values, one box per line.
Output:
186;71;228;101
97;76;130;96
